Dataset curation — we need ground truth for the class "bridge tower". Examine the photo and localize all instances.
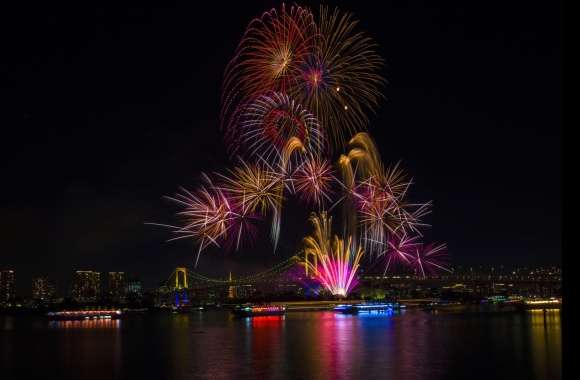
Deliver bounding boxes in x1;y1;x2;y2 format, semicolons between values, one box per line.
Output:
227;272;235;299
175;267;188;290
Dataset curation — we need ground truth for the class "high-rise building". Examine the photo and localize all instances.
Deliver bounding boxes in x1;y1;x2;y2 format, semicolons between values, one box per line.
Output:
108;272;126;303
71;271;100;303
32;277;56;302
126;279;142;297
0;270;16;304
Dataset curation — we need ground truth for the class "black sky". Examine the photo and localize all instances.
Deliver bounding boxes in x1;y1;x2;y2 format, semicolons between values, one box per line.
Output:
2;0;561;293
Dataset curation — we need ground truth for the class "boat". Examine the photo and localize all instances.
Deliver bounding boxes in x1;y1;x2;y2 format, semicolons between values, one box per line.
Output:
47;309;122;320
232;304;286;317
423;300;466;312
333;302;404;314
522;297;561;309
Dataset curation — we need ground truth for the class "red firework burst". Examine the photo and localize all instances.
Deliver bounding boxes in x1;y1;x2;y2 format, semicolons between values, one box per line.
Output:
230;92;326;163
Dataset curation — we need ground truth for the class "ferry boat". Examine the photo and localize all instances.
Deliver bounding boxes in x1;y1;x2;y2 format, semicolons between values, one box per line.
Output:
171;305;205;313
333;302;405;314
423;300;465;312
522;297;561;309
47;309;122;320
232;304;286;317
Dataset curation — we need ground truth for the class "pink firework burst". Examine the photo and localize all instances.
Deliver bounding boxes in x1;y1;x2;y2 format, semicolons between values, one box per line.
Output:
353;176;432;258
222;194;264;253
382;233;422;274
314;258;359;298
411;242;451;278
292;155;336;208
156;174;233;266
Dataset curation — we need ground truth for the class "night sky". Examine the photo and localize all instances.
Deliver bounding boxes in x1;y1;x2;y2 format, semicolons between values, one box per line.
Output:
3;1;561;294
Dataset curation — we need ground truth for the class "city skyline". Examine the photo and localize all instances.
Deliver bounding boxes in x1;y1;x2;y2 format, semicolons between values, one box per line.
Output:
0;263;562;300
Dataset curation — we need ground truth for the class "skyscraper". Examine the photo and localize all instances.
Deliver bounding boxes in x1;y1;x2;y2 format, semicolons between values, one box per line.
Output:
108;272;126;303
71;271;100;303
32;277;56;302
126;277;143;304
126;279;142;297
0;270;16;305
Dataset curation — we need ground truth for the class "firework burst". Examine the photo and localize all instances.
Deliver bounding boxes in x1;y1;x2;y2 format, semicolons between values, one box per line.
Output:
411;242;451;277
290;6;384;150
216;160;286;251
216;160;284;215
353;175;432;257
221;4;318;135
292;155;336;208
227;91;326;165
151;174;231;265
382;233;421;273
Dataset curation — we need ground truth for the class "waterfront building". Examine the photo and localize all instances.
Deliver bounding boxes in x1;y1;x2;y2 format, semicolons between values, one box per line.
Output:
126;278;142;298
32;277;56;302
71;271;100;303
0;269;16;305
108;272;126;303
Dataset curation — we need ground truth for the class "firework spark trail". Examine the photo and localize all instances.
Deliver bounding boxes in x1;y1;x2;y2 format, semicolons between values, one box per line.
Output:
381;233;421;274
215;160;284;216
216;159;286;251
412;242;451;278
147;174;233;266
337;133;434;259
222;192;263;252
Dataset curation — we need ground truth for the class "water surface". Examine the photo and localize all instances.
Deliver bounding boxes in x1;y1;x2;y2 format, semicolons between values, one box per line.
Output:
0;309;561;380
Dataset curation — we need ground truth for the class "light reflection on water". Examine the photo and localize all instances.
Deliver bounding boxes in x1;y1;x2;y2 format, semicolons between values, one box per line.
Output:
529;309;561;380
0;309;561;380
48;319;122;329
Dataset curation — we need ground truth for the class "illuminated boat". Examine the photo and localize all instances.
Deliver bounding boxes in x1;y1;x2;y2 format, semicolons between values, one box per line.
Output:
522;297;561;309
232;304;286;317
47;309;122;320
333;302;404;314
422;300;466;312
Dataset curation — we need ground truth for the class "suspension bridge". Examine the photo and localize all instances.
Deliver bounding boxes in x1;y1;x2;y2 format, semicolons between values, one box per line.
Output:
160;255;304;294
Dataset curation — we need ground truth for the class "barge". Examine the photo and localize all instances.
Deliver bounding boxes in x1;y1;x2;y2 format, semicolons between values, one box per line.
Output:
47;309;122;320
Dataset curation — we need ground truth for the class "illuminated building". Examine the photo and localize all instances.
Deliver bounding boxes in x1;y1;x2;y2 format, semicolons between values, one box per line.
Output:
108;272;126;303
126;278;142;299
32;277;56;302
0;270;16;304
71;271;100;303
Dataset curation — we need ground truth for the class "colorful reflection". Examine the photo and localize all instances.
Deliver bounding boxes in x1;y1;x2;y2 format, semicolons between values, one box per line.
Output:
528;309;561;379
244;314;285;378
250;315;285;326
314;312;360;379
49;319;121;329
